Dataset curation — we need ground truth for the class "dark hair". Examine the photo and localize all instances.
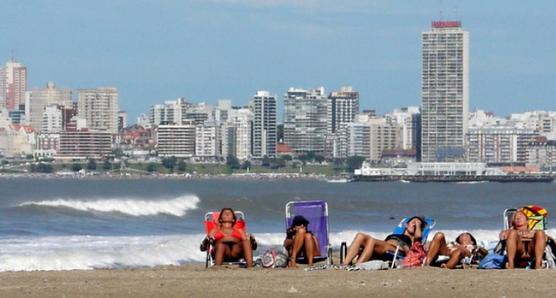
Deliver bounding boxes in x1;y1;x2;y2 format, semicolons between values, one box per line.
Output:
406;216;427;230
455;232;477;246
290;215;309;229
218;207;237;224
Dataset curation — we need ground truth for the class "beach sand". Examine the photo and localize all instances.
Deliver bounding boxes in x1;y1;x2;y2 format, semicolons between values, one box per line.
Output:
0;265;555;297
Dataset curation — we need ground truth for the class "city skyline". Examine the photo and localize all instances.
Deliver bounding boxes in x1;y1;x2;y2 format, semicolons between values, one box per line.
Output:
0;1;554;121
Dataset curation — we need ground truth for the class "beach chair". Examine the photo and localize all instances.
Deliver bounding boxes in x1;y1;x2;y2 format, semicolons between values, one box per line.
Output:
494;205;553;268
202;210;253;268
285;200;333;265
339;216;435;268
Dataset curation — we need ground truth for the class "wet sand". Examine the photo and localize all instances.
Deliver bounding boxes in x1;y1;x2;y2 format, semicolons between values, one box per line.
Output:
1;265;555;297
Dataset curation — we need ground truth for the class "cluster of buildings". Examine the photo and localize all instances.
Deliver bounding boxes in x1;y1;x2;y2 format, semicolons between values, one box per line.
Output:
0;20;555;173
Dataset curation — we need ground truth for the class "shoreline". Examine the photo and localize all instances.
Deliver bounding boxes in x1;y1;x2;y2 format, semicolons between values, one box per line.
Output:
0;265;555;297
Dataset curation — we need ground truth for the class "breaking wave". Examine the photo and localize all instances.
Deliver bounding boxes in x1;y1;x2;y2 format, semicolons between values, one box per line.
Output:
17;195;200;217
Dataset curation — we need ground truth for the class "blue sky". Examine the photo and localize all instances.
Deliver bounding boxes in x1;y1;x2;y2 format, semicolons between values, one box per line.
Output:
0;0;554;121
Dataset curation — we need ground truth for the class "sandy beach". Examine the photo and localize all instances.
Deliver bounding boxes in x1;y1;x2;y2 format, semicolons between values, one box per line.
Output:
1;265;555;298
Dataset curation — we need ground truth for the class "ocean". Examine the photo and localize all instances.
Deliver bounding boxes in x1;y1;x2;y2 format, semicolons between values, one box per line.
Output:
0;177;555;271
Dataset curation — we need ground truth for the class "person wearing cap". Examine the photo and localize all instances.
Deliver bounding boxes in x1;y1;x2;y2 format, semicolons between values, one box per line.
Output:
284;215;320;267
424;232;478;269
342;216;426;266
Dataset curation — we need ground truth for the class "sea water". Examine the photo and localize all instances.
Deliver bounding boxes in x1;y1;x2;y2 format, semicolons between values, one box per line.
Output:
0;177;555;271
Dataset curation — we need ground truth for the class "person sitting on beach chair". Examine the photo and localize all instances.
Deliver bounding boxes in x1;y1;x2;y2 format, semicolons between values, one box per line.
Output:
425;232;478;269
499;207;547;269
342;216;426;265
284;215;320;267
202;207;254;268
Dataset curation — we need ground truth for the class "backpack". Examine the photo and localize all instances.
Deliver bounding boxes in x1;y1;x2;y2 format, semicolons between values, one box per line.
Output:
261;247;289;268
478;252;506;269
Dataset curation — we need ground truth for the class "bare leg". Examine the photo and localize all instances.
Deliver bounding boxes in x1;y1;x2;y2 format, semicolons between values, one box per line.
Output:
425;232;449;266
289;228;307;267
303;233;316;266
342;232;370;265
533;230;546;269
242;238;253;268
357;238;397;264
445;249;463;269
214;241;229;266
506;230;521;269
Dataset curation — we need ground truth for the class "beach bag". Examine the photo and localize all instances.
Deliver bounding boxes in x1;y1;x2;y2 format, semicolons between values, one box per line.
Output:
402;242;426;268
478;252;506;269
261;247;289;268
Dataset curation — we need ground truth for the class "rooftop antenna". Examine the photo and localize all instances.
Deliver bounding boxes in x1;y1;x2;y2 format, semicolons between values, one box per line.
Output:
10;49;15;62
439;0;444;21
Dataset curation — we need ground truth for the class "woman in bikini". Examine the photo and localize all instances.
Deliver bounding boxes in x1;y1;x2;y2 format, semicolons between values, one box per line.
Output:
342;216;426;265
283;215;320;267
499;209;546;269
425;232;477;269
206;207;254;268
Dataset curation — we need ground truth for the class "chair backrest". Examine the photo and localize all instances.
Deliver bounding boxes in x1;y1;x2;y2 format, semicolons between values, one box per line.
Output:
504;206;548;231
204;211;246;235
392;216;436;244
285;200;329;258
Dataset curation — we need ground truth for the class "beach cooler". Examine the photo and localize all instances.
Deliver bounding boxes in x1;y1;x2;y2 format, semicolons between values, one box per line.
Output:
285;200;333;265
202;210;252;268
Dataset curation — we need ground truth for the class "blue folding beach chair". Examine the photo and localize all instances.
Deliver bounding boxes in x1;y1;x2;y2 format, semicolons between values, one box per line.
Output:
388;216;435;267
285;200;333;265
339;216;435;268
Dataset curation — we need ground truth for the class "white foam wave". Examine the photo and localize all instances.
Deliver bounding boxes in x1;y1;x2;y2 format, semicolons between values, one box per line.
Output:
2;228;555;271
18;195;200;217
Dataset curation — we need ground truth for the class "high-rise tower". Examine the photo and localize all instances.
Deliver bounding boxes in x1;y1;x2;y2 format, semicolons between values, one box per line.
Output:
421;21;469;162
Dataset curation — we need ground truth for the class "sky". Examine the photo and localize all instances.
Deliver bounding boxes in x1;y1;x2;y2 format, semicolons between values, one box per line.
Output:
0;0;554;121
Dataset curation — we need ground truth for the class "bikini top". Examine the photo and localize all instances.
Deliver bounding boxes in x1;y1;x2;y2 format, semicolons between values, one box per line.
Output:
212;228;245;241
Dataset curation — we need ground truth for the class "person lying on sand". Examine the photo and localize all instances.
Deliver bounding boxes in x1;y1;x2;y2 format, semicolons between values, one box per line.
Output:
424;232;477;269
284;215;320;267
499;209;546;269
205;207;254;268
342;216;425;266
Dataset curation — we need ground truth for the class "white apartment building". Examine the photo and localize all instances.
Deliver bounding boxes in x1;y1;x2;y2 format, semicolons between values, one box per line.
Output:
25;81;72;132
421;21;469;162
156;124;196;157
527;140;556;169
41;105;64;133
221;107;252;160
195;122;219;157
385;107;420;150
283;87;330;154
466;127;538;163
77;88;119;133
329;86;359;133
250;91;277;158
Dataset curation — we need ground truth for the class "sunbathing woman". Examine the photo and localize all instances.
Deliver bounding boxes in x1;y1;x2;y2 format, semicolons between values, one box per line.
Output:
342;216;426;266
499;209;546;269
284;215;320;267
424;232;477;269
206;207;253;268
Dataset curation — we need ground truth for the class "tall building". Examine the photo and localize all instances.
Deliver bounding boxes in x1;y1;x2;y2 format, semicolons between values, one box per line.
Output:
41;105;64;133
195;122;220;158
250;91;277;158
421;21;469;162
25;81;72;131
156;124;196;157
329;86;359;133
0;59;27;111
283;87;330;154
77;88;119;133
221;107;252;160
118;111;128;131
